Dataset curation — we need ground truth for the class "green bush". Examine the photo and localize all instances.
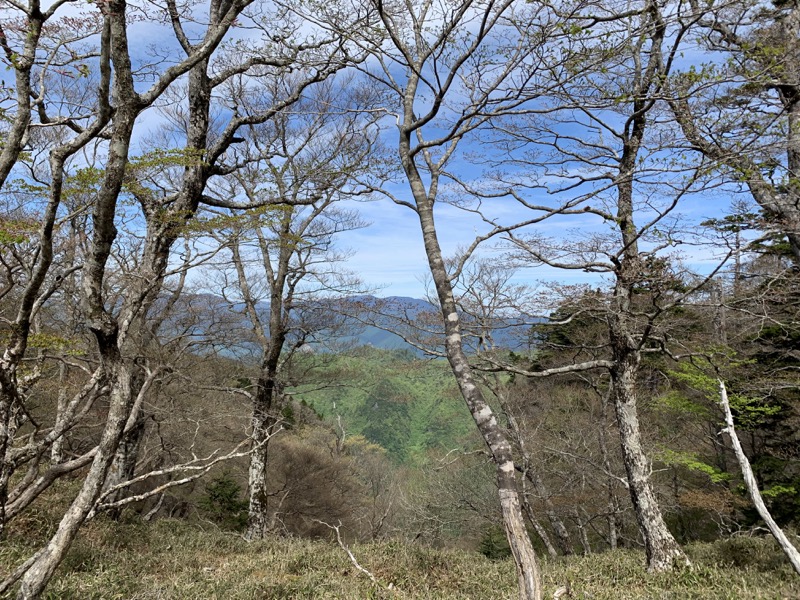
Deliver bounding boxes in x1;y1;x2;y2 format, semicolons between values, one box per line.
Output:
198;472;248;531
478;525;511;560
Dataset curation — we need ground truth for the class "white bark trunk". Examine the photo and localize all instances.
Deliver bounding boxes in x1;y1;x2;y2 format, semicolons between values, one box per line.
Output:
719;380;800;576
612;365;688;572
413;198;542;600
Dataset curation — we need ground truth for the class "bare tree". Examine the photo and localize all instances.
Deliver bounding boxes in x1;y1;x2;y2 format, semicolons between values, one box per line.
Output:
210;80;378;539
311;1;572;596
0;0;380;590
467;0;703;571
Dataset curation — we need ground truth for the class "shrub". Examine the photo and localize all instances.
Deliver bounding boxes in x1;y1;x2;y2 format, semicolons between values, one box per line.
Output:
198;472;248;531
478;525;511;560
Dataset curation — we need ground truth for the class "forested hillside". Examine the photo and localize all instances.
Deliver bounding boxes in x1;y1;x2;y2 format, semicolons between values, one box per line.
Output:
2;0;800;597
295;349;478;463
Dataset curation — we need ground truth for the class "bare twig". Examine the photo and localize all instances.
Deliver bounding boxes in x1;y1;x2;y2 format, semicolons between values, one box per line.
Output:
314;519;399;595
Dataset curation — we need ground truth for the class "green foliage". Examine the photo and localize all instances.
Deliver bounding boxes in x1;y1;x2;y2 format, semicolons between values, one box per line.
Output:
668;349;800;524
760;484;796;499
198;473;248;531
0;215;37;244
478;525;511;560
659;449;731;483
669;357;780;429
656;390;711;418
26;333;80;353
358;379;412;462
280;404;296;429
294;349;476;464
127;147;207;172
299;398;323;420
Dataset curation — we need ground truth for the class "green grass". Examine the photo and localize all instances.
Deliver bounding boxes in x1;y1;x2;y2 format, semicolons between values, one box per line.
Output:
3;518;799;599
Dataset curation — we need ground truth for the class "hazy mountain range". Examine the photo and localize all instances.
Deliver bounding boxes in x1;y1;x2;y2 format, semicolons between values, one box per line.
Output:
160;294;538;355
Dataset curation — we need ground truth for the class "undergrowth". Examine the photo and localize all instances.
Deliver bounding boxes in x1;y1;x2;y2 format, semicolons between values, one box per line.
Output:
1;518;798;599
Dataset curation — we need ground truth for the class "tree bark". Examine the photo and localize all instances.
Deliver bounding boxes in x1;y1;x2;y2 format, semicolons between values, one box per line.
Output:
0;1;43;190
17;352;133;599
245;363;280;540
610;351;686;571
719;380;800;575
16;3;139;586
415;199;542;600
606;1;688;569
15;0;233;590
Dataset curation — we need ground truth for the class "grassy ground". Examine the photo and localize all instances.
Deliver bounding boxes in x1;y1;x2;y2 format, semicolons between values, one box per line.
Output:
1;518;798;599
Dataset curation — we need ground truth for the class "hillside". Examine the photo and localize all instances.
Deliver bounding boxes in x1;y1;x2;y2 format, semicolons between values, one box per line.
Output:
293;348;481;463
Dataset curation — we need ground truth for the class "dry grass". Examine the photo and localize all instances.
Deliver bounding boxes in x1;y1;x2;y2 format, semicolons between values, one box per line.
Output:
1;518;799;599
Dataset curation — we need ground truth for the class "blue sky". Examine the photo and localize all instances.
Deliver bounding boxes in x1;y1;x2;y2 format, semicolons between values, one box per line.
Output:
338;188;735;300
23;0;740;302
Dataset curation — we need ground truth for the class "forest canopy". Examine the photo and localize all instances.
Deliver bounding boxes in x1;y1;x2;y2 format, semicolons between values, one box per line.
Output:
0;0;799;598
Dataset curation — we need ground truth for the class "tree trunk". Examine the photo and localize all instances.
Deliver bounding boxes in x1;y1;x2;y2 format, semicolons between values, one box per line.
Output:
719;380;800;575
16;4;140;591
104;411;146;520
609;18;688;566
414;200;542;600
49;364;70;465
240;225;291;541
17;353;133;599
610;355;687;572
573;508;592;555
245;372;278;540
598;386;621;550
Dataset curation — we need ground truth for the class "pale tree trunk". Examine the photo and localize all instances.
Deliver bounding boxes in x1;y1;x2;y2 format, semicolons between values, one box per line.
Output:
598;387;621;550
11;0;253;590
16;34;140;594
244;229;288;541
415;200;542;600
104;410;146;519
607;504;619;551
101;351;160;518
17;355;133;599
609;200;688;571
49;364;69;465
0;1;44;190
367;0;541;593
607;1;688;568
229;222;290;541
3;7;116;583
245;369;279;540
19;3;174;593
609;194;687;571
719;380;800;575
572;508;592;555
235;195;353;538
524;467;573;556
609;353;687;571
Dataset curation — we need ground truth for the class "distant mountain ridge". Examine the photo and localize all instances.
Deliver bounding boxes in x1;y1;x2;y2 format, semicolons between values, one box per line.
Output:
292;295;539;353
156;293;538;354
